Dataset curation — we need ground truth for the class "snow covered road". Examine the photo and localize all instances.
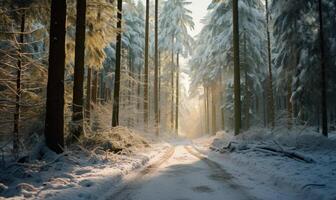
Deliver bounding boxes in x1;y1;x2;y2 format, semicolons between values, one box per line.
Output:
106;145;255;200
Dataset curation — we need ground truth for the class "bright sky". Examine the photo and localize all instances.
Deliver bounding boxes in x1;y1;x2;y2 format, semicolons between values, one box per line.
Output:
138;0;212;37
187;0;212;37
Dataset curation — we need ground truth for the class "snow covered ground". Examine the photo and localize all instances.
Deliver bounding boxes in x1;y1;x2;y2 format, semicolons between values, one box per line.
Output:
0;128;171;200
193;127;336;200
1;127;335;200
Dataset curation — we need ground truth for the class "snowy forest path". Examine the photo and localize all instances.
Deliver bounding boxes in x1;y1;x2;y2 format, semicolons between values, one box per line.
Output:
105;144;256;200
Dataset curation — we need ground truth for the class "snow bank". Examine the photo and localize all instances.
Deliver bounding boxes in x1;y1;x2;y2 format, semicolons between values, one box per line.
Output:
0;127;169;200
195;127;336;200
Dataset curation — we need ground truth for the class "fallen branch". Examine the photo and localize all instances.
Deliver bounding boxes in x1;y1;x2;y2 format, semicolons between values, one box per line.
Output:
253;146;315;163
210;141;315;164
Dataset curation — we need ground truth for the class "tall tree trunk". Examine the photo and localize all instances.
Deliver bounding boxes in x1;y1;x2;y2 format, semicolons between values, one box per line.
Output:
92;70;98;104
219;68;225;130
158;51;161;128
45;0;66;154
265;0;275;128
206;86;210;134
71;0;87;140
204;87;208;134
154;0;159;135
13;12;25;155
112;0;122;127
171;36;175;130
286;72;293;129
137;68;142;125
244;67;250;129
211;85;217;135
175;53;179;134
232;0;241;135
318;0;328;137
100;71;105;103
85;68;92;124
143;0;150;130
243;31;250;130
128;50;133;127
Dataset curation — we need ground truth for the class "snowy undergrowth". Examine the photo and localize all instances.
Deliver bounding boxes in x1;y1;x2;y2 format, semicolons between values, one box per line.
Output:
0;127;170;200
193;127;336;200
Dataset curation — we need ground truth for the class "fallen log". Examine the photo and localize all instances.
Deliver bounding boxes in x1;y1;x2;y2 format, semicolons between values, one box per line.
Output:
209;141;315;164
254;146;315;163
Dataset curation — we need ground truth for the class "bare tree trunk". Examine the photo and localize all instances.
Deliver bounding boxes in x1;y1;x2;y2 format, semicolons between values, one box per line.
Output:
100;71;105;103
154;0;159;135
211;85;217;135
232;0;241;135
243;32;250;130
206;86;210;134
86;68;92;124
137;68;142;125
287;72;293;129
143;0;150;130
175;53;179;134
265;0;275;128
13;12;25;155
112;0;122;127
92;70;98;104
219;68;225;130
171;36;175;130
71;0;87;140
204;87;208;134
158;51;161;129
128;49;133;127
318;0;328;137
45;0;66;154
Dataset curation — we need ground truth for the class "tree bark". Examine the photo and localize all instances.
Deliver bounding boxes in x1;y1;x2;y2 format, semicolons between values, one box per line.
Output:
92;70;98;104
112;0;122;127
318;0;328;137
265;0;275;128
143;0;150;130
72;0;87;140
206;86;210;134
243;31;250;130
232;0;241;135
219;68;225;130
85;68;92;124
137;68;142;125
45;0;66;154
211;85;217;135
204;87;208;134
13;12;25;155
154;0;159;135
100;71;105;103
158;51;161;128
171;36;175;130
287;72;293;129
175;53;180;135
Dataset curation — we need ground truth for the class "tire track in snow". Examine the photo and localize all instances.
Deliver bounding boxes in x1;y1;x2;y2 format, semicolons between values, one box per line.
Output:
104;146;175;200
184;146;258;200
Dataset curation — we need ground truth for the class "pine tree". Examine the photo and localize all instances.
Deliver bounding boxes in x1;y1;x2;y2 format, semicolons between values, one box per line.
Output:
265;0;275;128
233;0;241;135
159;0;194;134
112;0;123;127
154;0;159;135
44;0;67;154
318;0;328;137
143;0;150;130
72;0;87;140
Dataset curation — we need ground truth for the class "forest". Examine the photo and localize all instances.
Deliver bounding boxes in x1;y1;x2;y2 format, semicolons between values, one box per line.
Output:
0;0;335;199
